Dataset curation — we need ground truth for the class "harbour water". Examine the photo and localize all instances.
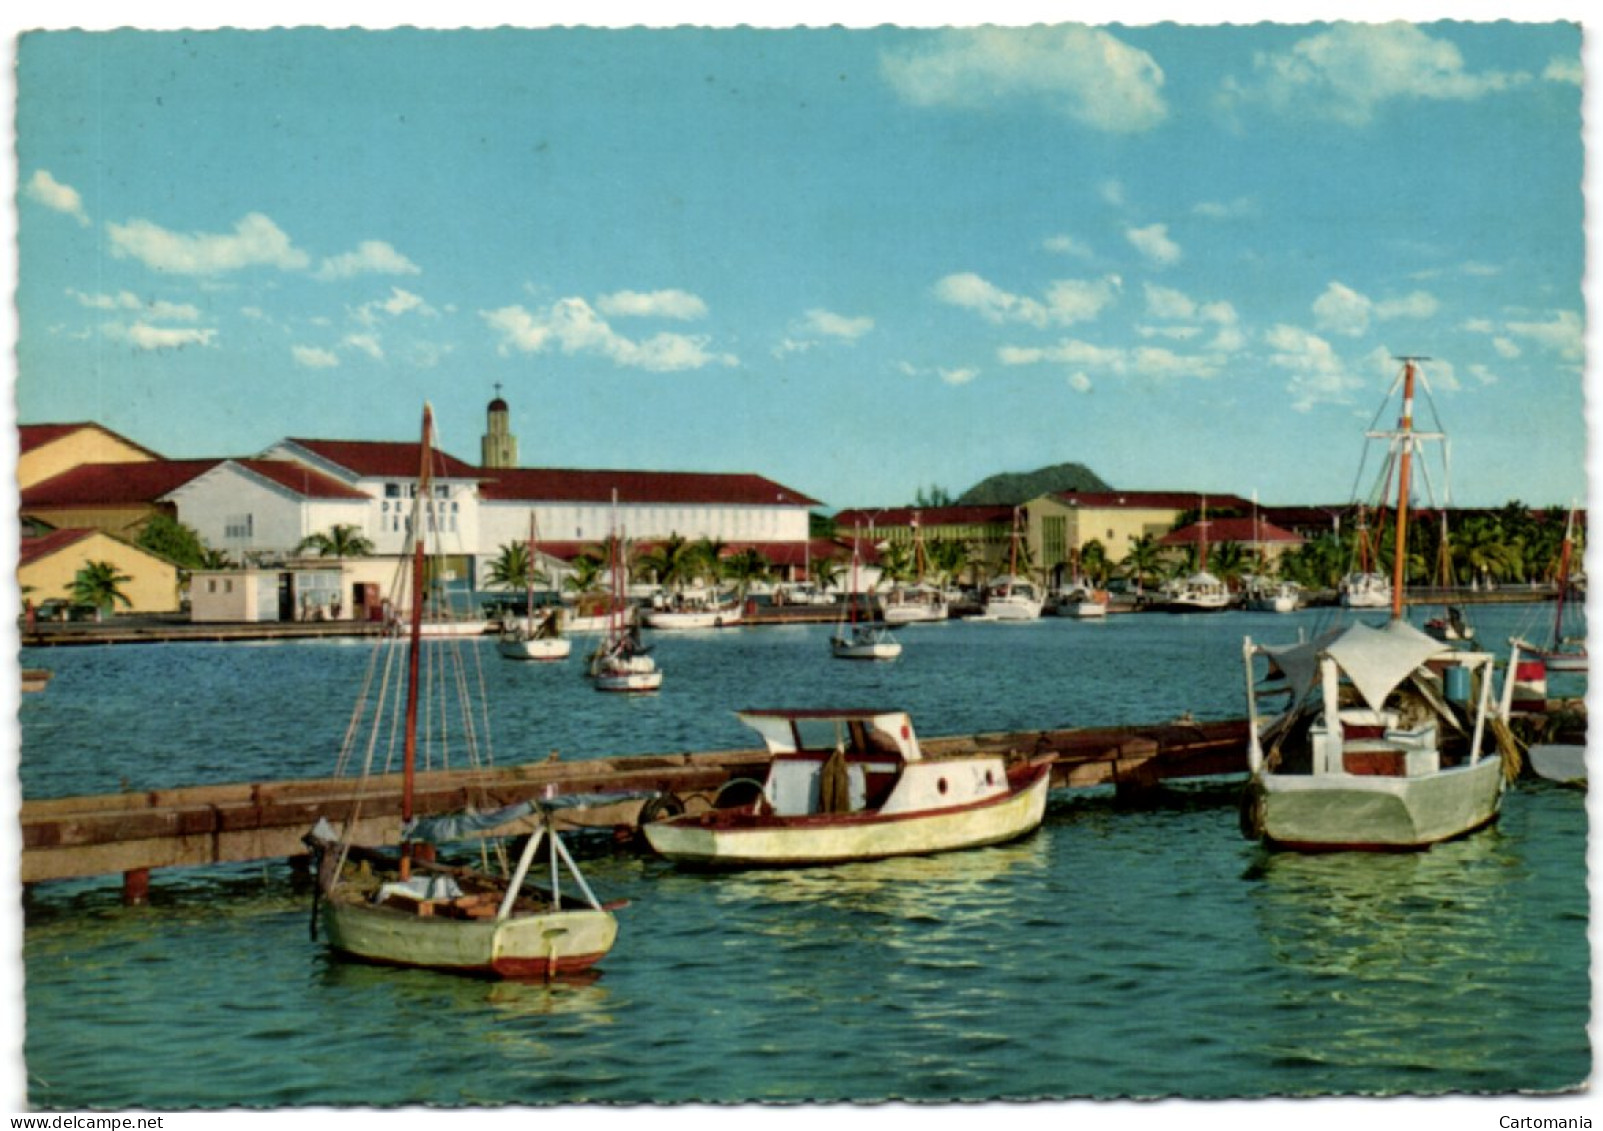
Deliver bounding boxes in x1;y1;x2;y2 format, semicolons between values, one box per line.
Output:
11;602;1593;1112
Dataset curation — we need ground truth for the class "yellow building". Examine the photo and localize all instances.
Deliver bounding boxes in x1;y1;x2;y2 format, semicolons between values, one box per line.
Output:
18;422;160;492
19;528;182;616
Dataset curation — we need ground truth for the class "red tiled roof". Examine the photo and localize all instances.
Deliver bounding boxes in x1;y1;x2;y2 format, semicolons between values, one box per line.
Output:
832;505;1015;529
477;467;819;508
18;527;96;566
231;460;370;500
279;438;480;480
1052;490;1256;511
1161;517;1304;547
18;422;163;459
19;460;223;507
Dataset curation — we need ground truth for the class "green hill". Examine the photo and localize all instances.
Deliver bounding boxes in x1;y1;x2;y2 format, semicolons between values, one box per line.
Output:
955;462;1112;506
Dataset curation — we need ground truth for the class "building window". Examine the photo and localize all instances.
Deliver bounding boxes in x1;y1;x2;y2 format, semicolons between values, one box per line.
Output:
207;579;217;594
225;514;254;540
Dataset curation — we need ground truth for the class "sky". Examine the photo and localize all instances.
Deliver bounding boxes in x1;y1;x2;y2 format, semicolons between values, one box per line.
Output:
7;9;1590;517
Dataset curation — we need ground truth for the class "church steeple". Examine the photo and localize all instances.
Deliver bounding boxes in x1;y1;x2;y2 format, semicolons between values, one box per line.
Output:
481;383;518;468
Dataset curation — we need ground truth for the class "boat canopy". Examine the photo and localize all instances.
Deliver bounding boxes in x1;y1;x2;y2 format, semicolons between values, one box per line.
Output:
400;791;659;844
1256;619;1446;712
736;709;920;762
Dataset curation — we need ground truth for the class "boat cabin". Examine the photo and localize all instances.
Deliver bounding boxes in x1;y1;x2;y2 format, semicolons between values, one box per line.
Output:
737;709;1011;817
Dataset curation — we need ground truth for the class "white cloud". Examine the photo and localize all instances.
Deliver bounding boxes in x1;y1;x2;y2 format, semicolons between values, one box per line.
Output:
1543;56;1582;86
1313;281;1372;337
1504;309;1584;360
353;287;438;326
27;170;90;226
1125;223;1181;266
799;308;874;341
1067;372;1093;394
940;367;979;386
1375;291;1439;320
880;26;1167;133
1043;234;1094;258
1492;336;1521;360
936;273;1118;327
1193;197;1257;220
316;240;421;281
1100;180;1127;208
597;289;710;320
1237;23;1531;126
1264;324;1366;410
482;297;736;372
999;335;1222;381
107;212;311;275
68;289;201;321
122;323;217;351
935;273;1048;327
292;345;340;368
1143;282;1196;321
342;333;384;360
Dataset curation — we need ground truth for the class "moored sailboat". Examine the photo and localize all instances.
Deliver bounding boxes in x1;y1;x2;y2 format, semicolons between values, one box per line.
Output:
974;508;1043;621
1239;359;1510;852
832;527;902;660
498;514;571;662
589;493;663;693
1512;503;1586;673
305;404;620;977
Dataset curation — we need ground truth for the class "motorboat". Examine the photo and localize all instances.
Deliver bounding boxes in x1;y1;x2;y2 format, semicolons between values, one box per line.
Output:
642;709;1052;867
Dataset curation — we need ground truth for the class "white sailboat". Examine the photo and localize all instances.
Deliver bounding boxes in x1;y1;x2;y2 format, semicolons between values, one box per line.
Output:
882;514;949;624
1155;500;1230;613
832;528;902;660
974;508;1043;621
589;493;663;693
1339;505;1393;609
1512;503;1587;673
1501;637;1586;784
305;404;621;978
1239;358;1509;852
498;514;571;662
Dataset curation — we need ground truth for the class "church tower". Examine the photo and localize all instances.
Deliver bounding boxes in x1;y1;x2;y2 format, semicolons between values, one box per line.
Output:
481;384;519;468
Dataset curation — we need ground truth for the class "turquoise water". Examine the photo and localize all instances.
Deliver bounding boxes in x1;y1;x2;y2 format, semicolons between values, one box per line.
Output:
14;604;1593;1108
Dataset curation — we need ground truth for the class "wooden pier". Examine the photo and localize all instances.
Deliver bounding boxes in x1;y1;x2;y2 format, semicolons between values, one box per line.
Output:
20;718;1249;899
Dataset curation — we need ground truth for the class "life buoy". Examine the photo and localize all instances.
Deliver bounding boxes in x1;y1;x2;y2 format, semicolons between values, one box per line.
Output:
639;792;685;825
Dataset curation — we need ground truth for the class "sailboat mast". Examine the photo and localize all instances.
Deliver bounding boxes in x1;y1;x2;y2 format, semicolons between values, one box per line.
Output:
1553;504;1576;645
1389;360;1421;621
399;403;434;878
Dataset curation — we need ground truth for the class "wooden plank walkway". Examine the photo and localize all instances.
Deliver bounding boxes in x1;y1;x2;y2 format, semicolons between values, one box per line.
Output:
20;718;1249;892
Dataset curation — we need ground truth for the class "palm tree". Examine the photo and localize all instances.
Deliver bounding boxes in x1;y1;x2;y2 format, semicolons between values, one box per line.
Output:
809;554;844;594
486;540;543;592
297;524;374;559
876;540;916;592
1119;534;1163;593
1209;541;1250;590
638;533;702;596
928;537;975;589
722;548;771;599
563;554;606;602
71;561;133;622
1077;539;1109;586
692;537;729;587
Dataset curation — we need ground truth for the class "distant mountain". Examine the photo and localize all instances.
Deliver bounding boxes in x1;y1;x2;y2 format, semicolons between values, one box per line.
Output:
955;462;1113;506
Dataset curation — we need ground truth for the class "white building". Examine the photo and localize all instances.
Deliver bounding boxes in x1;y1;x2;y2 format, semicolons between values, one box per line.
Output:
162;458;373;565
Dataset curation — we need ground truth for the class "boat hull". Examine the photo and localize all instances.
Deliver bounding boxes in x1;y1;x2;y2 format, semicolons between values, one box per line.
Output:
1249;755;1504;852
644;607;744;629
321;896;617;979
498;638;571;662
882;604;946;625
643;766;1050;867
1529;743;1586;784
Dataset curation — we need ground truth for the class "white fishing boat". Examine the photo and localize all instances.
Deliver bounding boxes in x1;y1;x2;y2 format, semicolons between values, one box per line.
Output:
1244;577;1300;614
1155;571;1231;613
1155;499;1231;612
1049;584;1109;619
832;529;901;660
589;493;662;693
643;595;745;630
498;515;571;662
641;708;1052;867
974;508;1042;621
304;404;621;978
1339;506;1392;609
881;516;949;623
1239;359;1509;852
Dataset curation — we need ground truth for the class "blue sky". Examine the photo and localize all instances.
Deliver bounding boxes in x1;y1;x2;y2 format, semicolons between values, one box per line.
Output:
8;12;1589;511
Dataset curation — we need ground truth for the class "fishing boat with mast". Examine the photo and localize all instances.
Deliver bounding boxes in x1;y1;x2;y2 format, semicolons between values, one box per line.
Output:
882;513;949;624
1154;498;1231;613
588;493;663;692
498;514;571;662
1512;503;1586;673
831;528;902;660
1238;358;1510;852
1339;505;1393;610
304;405;621;977
973;507;1043;621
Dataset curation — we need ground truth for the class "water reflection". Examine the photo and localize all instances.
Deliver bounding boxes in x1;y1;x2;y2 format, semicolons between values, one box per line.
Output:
1241;832;1543;1088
